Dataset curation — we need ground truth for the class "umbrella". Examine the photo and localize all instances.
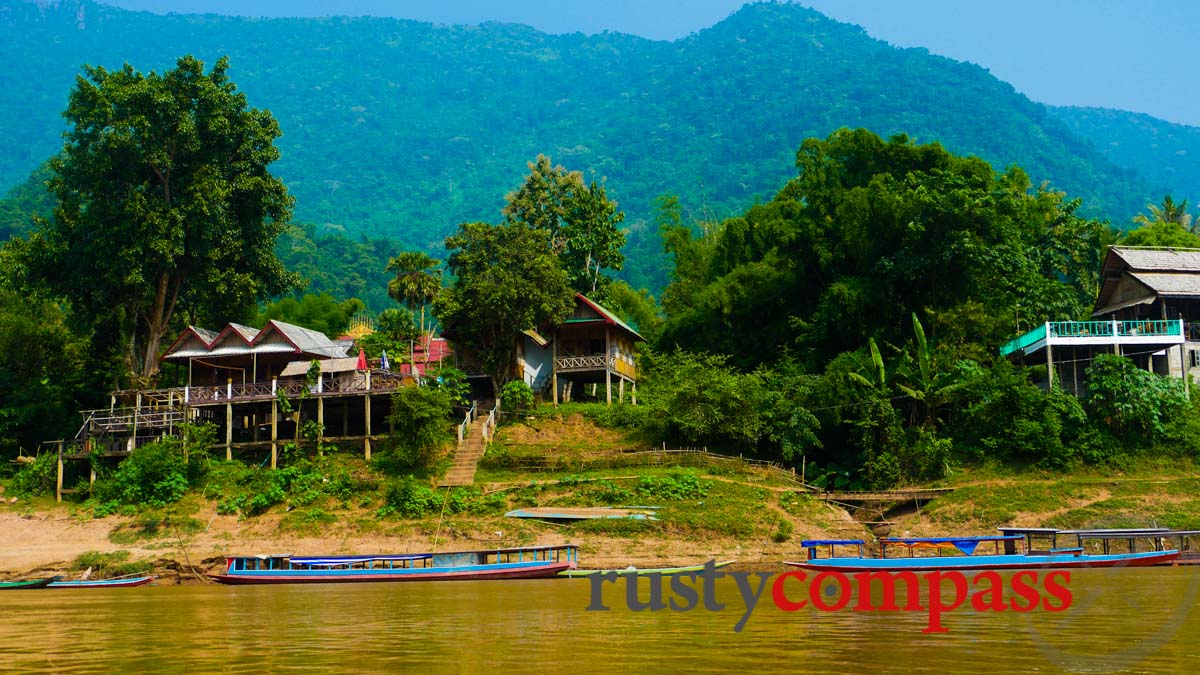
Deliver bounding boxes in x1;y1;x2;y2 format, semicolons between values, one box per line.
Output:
356;347;367;371
380;350;391;371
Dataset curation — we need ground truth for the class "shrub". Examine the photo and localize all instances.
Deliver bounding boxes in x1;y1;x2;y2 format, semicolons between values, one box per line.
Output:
8;452;57;497
770;518;794;543
70;550;153;577
382;477;442;518
1085;354;1189;443
636;471;710;501
500;380;534;412
92;441;189;512
386;385;456;471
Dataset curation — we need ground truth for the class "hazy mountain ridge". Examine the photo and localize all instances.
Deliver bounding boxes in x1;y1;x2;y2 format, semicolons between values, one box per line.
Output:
1048;105;1198;209
0;0;1179;288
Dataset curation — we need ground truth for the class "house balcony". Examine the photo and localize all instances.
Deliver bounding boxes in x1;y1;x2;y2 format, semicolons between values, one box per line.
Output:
554;353;636;380
1000;319;1185;358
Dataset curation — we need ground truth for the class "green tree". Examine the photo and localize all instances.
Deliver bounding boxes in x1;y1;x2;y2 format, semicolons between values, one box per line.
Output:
435;221;574;396
502;155;625;297
1119;220;1200;248
20;55;295;385
257;293;365;338
386;251;441;337
1132;195;1193;232
657;129;1108;371
1085;354;1189;443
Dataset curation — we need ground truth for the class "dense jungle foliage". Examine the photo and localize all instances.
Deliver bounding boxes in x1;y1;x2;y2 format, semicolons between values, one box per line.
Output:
3;5;1200;500
11;121;1198;496
0;0;1178;292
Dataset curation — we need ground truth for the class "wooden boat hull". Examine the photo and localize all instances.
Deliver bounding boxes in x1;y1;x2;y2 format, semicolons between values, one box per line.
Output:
47;576;156;588
0;577;58;590
783;549;1180;572
559;560;736;578
209;560;574;585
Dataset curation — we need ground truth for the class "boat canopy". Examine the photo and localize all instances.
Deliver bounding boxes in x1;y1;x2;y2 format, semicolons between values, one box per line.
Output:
290;554;434;565
882;535;1024;555
800;540;866;547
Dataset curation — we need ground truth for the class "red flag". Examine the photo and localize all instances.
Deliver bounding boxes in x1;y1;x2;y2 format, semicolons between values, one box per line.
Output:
356;347;368;371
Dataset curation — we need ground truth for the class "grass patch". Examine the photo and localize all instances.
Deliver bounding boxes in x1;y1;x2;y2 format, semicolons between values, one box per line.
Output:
108;514;204;544
924;482;1101;527
279;507;338;534
69;550;153;577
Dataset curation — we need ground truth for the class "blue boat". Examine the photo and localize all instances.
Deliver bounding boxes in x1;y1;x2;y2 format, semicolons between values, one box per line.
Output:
785;536;1179;571
47;575;156;588
209;545;579;585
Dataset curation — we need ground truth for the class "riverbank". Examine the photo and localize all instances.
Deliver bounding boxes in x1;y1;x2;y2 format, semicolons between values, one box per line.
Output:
0;491;855;583
4;414;1200;583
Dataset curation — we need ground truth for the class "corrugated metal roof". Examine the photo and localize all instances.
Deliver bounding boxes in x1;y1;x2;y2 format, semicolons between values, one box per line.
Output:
264;320;350;357
575;293;645;341
280;357;361;378
1109;247;1200;273
161;320;349;362
1128;272;1200;296
228;323;260;342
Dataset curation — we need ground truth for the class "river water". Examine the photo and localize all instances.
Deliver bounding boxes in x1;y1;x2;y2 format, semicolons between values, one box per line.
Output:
2;566;1197;673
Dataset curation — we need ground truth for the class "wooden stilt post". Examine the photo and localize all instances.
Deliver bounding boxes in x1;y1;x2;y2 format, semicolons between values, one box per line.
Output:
271;396;278;470
364;371;372;460
225;401;233;461
1072;347;1079;397
618;378;625;403
55;442;63;503
317;396;325;457
552;337;559;405
605;370;612;405
1182;342;1191;400
1046;342;1054;390
631;380;637;406
130;391;141;452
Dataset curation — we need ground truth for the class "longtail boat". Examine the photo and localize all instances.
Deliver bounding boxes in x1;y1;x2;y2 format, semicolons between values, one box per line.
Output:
1000;527;1200;566
48;575;156;588
784;536;1179;572
0;577;59;590
209;545;578;585
559;560;735;578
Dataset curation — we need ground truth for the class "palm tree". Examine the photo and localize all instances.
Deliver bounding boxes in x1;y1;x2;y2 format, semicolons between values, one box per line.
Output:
386;251;442;345
1133;195;1193;232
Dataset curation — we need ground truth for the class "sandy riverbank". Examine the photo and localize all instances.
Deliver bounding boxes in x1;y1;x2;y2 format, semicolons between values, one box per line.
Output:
0;499;860;583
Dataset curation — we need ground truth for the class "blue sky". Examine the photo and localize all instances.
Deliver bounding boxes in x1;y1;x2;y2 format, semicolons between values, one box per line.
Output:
102;0;1200;127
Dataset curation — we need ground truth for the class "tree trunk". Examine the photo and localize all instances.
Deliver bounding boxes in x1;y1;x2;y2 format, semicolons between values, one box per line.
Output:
139;272;183;384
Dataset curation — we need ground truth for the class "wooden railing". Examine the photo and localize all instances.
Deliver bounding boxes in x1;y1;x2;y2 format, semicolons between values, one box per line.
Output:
78;407;186;433
555;354;610;370
175;370;408;405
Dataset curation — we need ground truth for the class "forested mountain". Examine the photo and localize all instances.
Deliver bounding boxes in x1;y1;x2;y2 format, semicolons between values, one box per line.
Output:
1049;106;1200;212
0;0;1167;289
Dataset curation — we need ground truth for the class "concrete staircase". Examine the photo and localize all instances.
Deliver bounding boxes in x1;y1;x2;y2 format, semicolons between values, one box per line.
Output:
438;414;490;487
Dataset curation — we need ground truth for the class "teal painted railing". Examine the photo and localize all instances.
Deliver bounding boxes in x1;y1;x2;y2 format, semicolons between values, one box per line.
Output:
999;324;1046;357
1000;320;1183;357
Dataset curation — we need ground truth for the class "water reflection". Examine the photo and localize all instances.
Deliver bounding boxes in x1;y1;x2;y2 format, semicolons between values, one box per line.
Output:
1;567;1197;673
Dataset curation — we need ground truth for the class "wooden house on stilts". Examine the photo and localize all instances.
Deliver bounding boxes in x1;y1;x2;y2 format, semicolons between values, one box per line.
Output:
1000;246;1200;395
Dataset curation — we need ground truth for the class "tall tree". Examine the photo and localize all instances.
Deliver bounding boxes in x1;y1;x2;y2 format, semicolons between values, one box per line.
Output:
502;154;625;297
435;221;573;396
1133;195;1193;232
20;55;295;385
386;251;442;337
